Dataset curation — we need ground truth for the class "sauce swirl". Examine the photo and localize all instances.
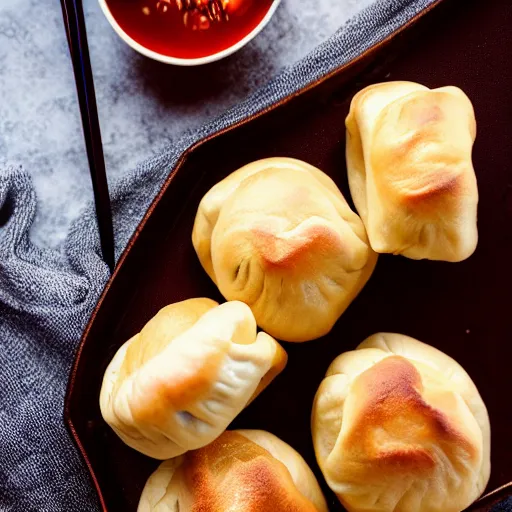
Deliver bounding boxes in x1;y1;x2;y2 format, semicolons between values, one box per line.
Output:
106;0;274;59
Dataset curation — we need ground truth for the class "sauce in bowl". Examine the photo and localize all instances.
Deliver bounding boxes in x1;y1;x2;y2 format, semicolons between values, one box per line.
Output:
105;0;275;59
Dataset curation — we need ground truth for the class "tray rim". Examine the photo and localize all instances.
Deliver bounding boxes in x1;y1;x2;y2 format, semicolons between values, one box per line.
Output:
64;0;512;509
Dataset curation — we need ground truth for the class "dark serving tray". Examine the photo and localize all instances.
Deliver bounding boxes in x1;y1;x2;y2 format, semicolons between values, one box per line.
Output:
65;0;512;510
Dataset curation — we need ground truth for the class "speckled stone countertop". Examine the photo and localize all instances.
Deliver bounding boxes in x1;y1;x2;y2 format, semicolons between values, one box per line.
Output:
0;0;372;250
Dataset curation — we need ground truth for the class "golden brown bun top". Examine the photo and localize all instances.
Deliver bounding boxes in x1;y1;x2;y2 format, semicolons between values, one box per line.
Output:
192;157;377;342
138;430;329;512
183;432;319;512
119;297;217;384
312;333;490;512
346;81;478;262
100;299;287;460
369;83;476;206
341;356;479;474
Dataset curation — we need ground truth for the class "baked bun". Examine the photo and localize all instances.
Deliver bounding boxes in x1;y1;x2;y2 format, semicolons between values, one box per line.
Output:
346;81;478;262
138;430;328;512
100;298;287;459
312;333;490;512
192;157;377;342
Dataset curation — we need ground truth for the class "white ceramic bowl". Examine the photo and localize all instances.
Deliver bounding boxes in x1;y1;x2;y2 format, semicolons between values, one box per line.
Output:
98;0;281;66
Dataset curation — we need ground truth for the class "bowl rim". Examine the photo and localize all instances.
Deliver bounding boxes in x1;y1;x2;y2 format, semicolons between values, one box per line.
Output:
97;0;281;66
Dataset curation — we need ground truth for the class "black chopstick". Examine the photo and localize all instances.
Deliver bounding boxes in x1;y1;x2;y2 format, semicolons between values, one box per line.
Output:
59;0;115;273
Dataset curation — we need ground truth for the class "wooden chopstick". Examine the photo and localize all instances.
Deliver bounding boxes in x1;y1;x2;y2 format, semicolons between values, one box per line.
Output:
59;0;116;273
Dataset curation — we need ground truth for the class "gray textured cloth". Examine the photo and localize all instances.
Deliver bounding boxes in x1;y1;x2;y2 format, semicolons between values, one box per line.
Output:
0;1;506;511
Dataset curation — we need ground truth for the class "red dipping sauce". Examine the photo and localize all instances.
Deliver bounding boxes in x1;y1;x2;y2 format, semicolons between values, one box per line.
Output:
105;0;275;59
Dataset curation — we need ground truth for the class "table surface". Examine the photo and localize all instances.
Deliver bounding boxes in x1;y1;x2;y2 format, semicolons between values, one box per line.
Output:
0;0;372;250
